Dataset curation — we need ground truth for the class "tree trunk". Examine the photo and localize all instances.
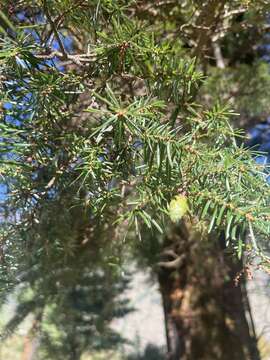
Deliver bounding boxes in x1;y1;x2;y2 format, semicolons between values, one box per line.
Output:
158;220;260;360
22;336;40;360
21;314;41;360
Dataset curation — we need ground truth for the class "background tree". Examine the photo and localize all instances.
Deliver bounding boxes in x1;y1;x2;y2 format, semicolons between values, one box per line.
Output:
1;1;270;359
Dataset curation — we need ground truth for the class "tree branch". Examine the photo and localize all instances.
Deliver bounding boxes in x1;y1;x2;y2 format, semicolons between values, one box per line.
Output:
158;254;185;269
212;42;225;69
34;50;96;66
43;0;67;58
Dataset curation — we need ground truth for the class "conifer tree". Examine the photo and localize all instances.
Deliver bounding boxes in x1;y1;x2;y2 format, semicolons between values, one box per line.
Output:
1;1;270;359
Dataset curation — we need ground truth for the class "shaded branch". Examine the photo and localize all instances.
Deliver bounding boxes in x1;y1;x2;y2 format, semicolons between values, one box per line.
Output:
43;0;67;57
158;254;185;269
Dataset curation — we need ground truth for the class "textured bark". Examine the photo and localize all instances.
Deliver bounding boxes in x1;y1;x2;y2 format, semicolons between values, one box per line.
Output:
158;220;260;360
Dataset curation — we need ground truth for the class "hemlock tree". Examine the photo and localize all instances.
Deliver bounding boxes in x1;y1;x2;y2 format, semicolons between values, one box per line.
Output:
1;1;270;359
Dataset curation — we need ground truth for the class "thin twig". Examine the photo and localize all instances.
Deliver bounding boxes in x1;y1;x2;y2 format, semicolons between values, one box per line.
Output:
43;0;67;58
223;8;246;19
35;50;96;66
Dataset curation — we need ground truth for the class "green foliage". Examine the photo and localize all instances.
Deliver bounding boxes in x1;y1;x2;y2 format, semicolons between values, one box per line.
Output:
0;0;270;358
126;344;165;360
202;62;270;120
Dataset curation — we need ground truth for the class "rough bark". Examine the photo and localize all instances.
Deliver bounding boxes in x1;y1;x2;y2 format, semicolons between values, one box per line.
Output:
158;219;260;360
